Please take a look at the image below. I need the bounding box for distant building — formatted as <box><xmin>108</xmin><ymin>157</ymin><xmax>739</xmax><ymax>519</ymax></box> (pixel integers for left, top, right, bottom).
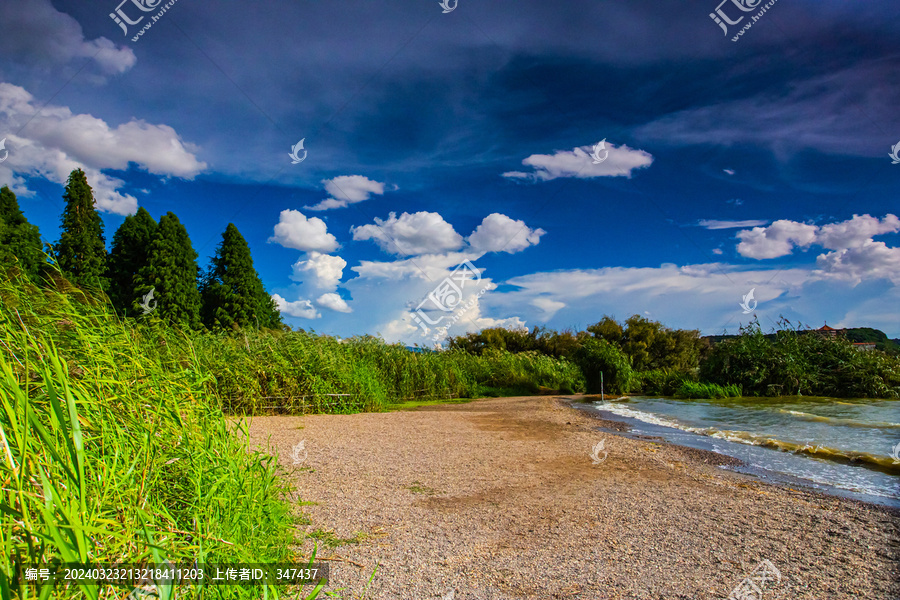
<box><xmin>817</xmin><ymin>323</ymin><xmax>842</xmax><ymax>337</ymax></box>
<box><xmin>852</xmin><ymin>342</ymin><xmax>877</xmax><ymax>351</ymax></box>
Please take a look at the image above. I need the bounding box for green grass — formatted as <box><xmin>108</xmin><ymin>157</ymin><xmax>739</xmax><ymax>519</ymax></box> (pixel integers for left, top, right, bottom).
<box><xmin>0</xmin><ymin>271</ymin><xmax>321</xmax><ymax>600</ymax></box>
<box><xmin>404</xmin><ymin>482</ymin><xmax>438</xmax><ymax>495</ymax></box>
<box><xmin>306</xmin><ymin>530</ymin><xmax>367</xmax><ymax>548</ymax></box>
<box><xmin>192</xmin><ymin>336</ymin><xmax>585</xmax><ymax>414</ymax></box>
<box><xmin>673</xmin><ymin>380</ymin><xmax>743</xmax><ymax>399</ymax></box>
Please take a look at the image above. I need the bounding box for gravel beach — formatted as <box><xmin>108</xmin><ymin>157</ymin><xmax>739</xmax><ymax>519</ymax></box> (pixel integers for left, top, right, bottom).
<box><xmin>243</xmin><ymin>396</ymin><xmax>900</xmax><ymax>600</ymax></box>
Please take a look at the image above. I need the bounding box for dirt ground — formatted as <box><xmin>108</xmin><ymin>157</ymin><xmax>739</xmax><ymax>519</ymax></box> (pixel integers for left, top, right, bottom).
<box><xmin>242</xmin><ymin>396</ymin><xmax>900</xmax><ymax>600</ymax></box>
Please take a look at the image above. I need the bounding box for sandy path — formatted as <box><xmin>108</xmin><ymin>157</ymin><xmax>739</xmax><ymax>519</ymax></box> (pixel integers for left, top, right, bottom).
<box><xmin>243</xmin><ymin>396</ymin><xmax>900</xmax><ymax>600</ymax></box>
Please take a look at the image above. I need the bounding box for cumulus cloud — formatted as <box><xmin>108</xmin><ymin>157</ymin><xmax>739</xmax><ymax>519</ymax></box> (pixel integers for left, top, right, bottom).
<box><xmin>736</xmin><ymin>214</ymin><xmax>900</xmax><ymax>284</ymax></box>
<box><xmin>502</xmin><ymin>143</ymin><xmax>653</xmax><ymax>182</ymax></box>
<box><xmin>305</xmin><ymin>175</ymin><xmax>386</xmax><ymax>211</ymax></box>
<box><xmin>291</xmin><ymin>251</ymin><xmax>347</xmax><ymax>291</ymax></box>
<box><xmin>271</xmin><ymin>294</ymin><xmax>319</xmax><ymax>319</ymax></box>
<box><xmin>0</xmin><ymin>83</ymin><xmax>206</xmax><ymax>215</ymax></box>
<box><xmin>0</xmin><ymin>0</ymin><xmax>136</xmax><ymax>76</ymax></box>
<box><xmin>269</xmin><ymin>210</ymin><xmax>339</xmax><ymax>252</ymax></box>
<box><xmin>351</xmin><ymin>251</ymin><xmax>479</xmax><ymax>282</ymax></box>
<box><xmin>316</xmin><ymin>292</ymin><xmax>352</xmax><ymax>313</ymax></box>
<box><xmin>736</xmin><ymin>220</ymin><xmax>818</xmax><ymax>259</ymax></box>
<box><xmin>467</xmin><ymin>213</ymin><xmax>546</xmax><ymax>254</ymax></box>
<box><xmin>698</xmin><ymin>219</ymin><xmax>768</xmax><ymax>230</ymax></box>
<box><xmin>351</xmin><ymin>211</ymin><xmax>464</xmax><ymax>256</ymax></box>
<box><xmin>815</xmin><ymin>241</ymin><xmax>900</xmax><ymax>285</ymax></box>
<box><xmin>816</xmin><ymin>214</ymin><xmax>900</xmax><ymax>250</ymax></box>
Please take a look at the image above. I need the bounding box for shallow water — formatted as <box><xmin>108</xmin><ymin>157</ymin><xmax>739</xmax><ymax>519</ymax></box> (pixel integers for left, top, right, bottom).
<box><xmin>587</xmin><ymin>396</ymin><xmax>900</xmax><ymax>507</ymax></box>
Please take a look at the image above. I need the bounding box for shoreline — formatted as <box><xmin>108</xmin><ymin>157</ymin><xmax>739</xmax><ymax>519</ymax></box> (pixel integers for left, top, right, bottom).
<box><xmin>244</xmin><ymin>395</ymin><xmax>900</xmax><ymax>599</ymax></box>
<box><xmin>573</xmin><ymin>395</ymin><xmax>900</xmax><ymax>507</ymax></box>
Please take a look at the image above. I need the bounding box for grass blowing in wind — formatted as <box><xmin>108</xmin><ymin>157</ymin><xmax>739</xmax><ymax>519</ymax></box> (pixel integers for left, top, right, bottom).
<box><xmin>0</xmin><ymin>268</ymin><xmax>323</xmax><ymax>600</ymax></box>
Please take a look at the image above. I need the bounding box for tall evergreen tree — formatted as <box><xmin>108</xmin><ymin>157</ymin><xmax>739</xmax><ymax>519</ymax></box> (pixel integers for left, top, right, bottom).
<box><xmin>201</xmin><ymin>223</ymin><xmax>282</xmax><ymax>330</ymax></box>
<box><xmin>135</xmin><ymin>212</ymin><xmax>202</xmax><ymax>329</ymax></box>
<box><xmin>55</xmin><ymin>169</ymin><xmax>107</xmax><ymax>289</ymax></box>
<box><xmin>0</xmin><ymin>186</ymin><xmax>45</xmax><ymax>280</ymax></box>
<box><xmin>107</xmin><ymin>207</ymin><xmax>158</xmax><ymax>316</ymax></box>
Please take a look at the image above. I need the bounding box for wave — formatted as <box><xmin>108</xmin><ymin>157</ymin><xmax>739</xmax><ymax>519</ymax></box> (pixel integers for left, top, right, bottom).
<box><xmin>780</xmin><ymin>409</ymin><xmax>900</xmax><ymax>429</ymax></box>
<box><xmin>594</xmin><ymin>402</ymin><xmax>900</xmax><ymax>475</ymax></box>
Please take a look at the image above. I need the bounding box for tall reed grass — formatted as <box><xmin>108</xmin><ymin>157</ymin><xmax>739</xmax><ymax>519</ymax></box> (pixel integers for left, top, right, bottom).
<box><xmin>0</xmin><ymin>271</ymin><xmax>314</xmax><ymax>600</ymax></box>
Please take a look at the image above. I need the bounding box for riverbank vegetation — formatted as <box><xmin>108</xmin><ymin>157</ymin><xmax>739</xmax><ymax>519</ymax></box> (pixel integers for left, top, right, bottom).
<box><xmin>448</xmin><ymin>317</ymin><xmax>900</xmax><ymax>399</ymax></box>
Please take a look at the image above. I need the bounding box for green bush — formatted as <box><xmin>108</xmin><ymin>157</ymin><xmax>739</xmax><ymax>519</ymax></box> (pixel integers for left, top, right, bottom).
<box><xmin>634</xmin><ymin>369</ymin><xmax>693</xmax><ymax>395</ymax></box>
<box><xmin>701</xmin><ymin>319</ymin><xmax>900</xmax><ymax>398</ymax></box>
<box><xmin>573</xmin><ymin>338</ymin><xmax>634</xmax><ymax>394</ymax></box>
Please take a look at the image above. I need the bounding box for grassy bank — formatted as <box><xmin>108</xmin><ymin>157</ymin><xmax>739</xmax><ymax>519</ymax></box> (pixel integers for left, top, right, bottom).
<box><xmin>0</xmin><ymin>269</ymin><xmax>585</xmax><ymax>598</ymax></box>
<box><xmin>0</xmin><ymin>273</ymin><xmax>314</xmax><ymax>600</ymax></box>
<box><xmin>195</xmin><ymin>334</ymin><xmax>584</xmax><ymax>414</ymax></box>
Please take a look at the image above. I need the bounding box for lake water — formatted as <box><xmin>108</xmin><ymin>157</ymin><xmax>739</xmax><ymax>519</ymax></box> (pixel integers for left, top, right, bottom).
<box><xmin>583</xmin><ymin>396</ymin><xmax>900</xmax><ymax>507</ymax></box>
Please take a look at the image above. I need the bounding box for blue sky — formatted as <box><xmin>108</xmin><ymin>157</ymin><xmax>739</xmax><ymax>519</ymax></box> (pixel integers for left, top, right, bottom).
<box><xmin>1</xmin><ymin>0</ymin><xmax>898</xmax><ymax>343</ymax></box>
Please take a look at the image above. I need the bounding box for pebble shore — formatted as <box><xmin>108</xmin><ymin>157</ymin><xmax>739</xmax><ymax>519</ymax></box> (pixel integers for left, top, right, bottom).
<box><xmin>244</xmin><ymin>396</ymin><xmax>900</xmax><ymax>600</ymax></box>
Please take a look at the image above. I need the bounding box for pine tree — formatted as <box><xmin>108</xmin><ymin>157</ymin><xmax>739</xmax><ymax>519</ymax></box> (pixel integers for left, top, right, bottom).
<box><xmin>201</xmin><ymin>223</ymin><xmax>282</xmax><ymax>330</ymax></box>
<box><xmin>0</xmin><ymin>186</ymin><xmax>45</xmax><ymax>280</ymax></box>
<box><xmin>107</xmin><ymin>207</ymin><xmax>158</xmax><ymax>316</ymax></box>
<box><xmin>55</xmin><ymin>169</ymin><xmax>107</xmax><ymax>289</ymax></box>
<box><xmin>135</xmin><ymin>212</ymin><xmax>202</xmax><ymax>329</ymax></box>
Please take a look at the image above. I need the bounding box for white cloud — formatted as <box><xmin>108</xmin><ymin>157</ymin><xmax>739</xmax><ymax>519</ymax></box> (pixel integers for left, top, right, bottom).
<box><xmin>816</xmin><ymin>214</ymin><xmax>899</xmax><ymax>250</ymax></box>
<box><xmin>815</xmin><ymin>241</ymin><xmax>900</xmax><ymax>285</ymax></box>
<box><xmin>736</xmin><ymin>220</ymin><xmax>818</xmax><ymax>259</ymax></box>
<box><xmin>0</xmin><ymin>0</ymin><xmax>136</xmax><ymax>76</ymax></box>
<box><xmin>0</xmin><ymin>83</ymin><xmax>206</xmax><ymax>215</ymax></box>
<box><xmin>467</xmin><ymin>213</ymin><xmax>545</xmax><ymax>254</ymax></box>
<box><xmin>736</xmin><ymin>215</ymin><xmax>900</xmax><ymax>279</ymax></box>
<box><xmin>351</xmin><ymin>211</ymin><xmax>464</xmax><ymax>256</ymax></box>
<box><xmin>271</xmin><ymin>294</ymin><xmax>320</xmax><ymax>319</ymax></box>
<box><xmin>493</xmin><ymin>263</ymin><xmax>811</xmax><ymax>335</ymax></box>
<box><xmin>291</xmin><ymin>251</ymin><xmax>347</xmax><ymax>291</ymax></box>
<box><xmin>316</xmin><ymin>292</ymin><xmax>352</xmax><ymax>313</ymax></box>
<box><xmin>305</xmin><ymin>175</ymin><xmax>386</xmax><ymax>211</ymax></box>
<box><xmin>723</xmin><ymin>169</ymin><xmax>735</xmax><ymax>175</ymax></box>
<box><xmin>502</xmin><ymin>143</ymin><xmax>653</xmax><ymax>182</ymax></box>
<box><xmin>698</xmin><ymin>219</ymin><xmax>768</xmax><ymax>230</ymax></box>
<box><xmin>269</xmin><ymin>210</ymin><xmax>339</xmax><ymax>252</ymax></box>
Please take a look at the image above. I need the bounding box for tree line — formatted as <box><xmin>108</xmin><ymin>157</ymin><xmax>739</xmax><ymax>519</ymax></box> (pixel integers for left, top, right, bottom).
<box><xmin>0</xmin><ymin>169</ymin><xmax>281</xmax><ymax>331</ymax></box>
<box><xmin>448</xmin><ymin>316</ymin><xmax>900</xmax><ymax>398</ymax></box>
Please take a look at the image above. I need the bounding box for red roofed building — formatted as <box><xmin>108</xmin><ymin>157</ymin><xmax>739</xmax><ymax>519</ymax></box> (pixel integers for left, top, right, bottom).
<box><xmin>817</xmin><ymin>323</ymin><xmax>841</xmax><ymax>337</ymax></box>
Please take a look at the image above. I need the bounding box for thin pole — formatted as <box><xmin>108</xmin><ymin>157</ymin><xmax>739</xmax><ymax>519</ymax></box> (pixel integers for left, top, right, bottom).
<box><xmin>601</xmin><ymin>371</ymin><xmax>604</xmax><ymax>402</ymax></box>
